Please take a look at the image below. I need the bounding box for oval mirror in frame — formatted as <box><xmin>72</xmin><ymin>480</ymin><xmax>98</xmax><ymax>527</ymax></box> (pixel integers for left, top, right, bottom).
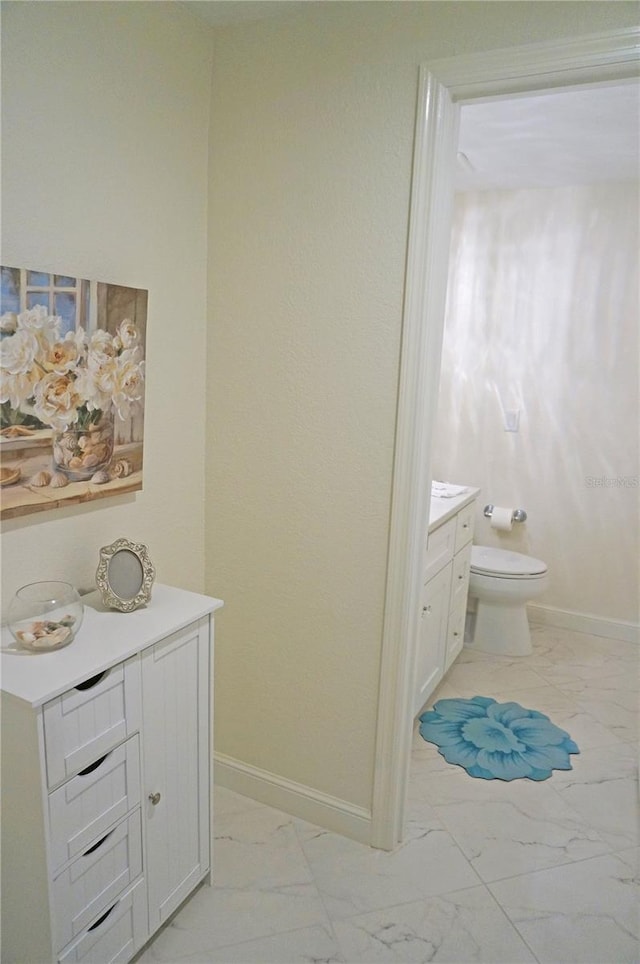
<box><xmin>96</xmin><ymin>538</ymin><xmax>155</xmax><ymax>612</ymax></box>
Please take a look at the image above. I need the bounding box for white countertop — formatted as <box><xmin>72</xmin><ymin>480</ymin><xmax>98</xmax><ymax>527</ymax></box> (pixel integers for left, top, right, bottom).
<box><xmin>428</xmin><ymin>486</ymin><xmax>481</xmax><ymax>533</ymax></box>
<box><xmin>1</xmin><ymin>583</ymin><xmax>223</xmax><ymax>708</ymax></box>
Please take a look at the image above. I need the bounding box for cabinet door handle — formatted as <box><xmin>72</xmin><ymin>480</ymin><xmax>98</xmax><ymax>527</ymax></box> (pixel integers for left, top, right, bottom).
<box><xmin>149</xmin><ymin>791</ymin><xmax>161</xmax><ymax>805</ymax></box>
<box><xmin>422</xmin><ymin>605</ymin><xmax>431</xmax><ymax>615</ymax></box>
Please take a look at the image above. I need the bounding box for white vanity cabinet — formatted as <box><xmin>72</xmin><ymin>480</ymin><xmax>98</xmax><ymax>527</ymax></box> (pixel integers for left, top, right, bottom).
<box><xmin>1</xmin><ymin>584</ymin><xmax>223</xmax><ymax>964</ymax></box>
<box><xmin>413</xmin><ymin>490</ymin><xmax>478</xmax><ymax>716</ymax></box>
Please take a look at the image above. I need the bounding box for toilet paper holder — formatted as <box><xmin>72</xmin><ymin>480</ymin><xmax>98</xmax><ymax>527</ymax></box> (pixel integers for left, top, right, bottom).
<box><xmin>484</xmin><ymin>505</ymin><xmax>527</xmax><ymax>523</ymax></box>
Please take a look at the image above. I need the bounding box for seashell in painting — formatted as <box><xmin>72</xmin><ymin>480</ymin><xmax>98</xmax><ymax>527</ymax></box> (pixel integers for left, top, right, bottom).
<box><xmin>111</xmin><ymin>457</ymin><xmax>133</xmax><ymax>478</ymax></box>
<box><xmin>30</xmin><ymin>470</ymin><xmax>51</xmax><ymax>487</ymax></box>
<box><xmin>82</xmin><ymin>453</ymin><xmax>99</xmax><ymax>468</ymax></box>
<box><xmin>49</xmin><ymin>472</ymin><xmax>69</xmax><ymax>488</ymax></box>
<box><xmin>58</xmin><ymin>432</ymin><xmax>77</xmax><ymax>453</ymax></box>
<box><xmin>91</xmin><ymin>442</ymin><xmax>108</xmax><ymax>461</ymax></box>
<box><xmin>90</xmin><ymin>469</ymin><xmax>111</xmax><ymax>484</ymax></box>
<box><xmin>69</xmin><ymin>456</ymin><xmax>83</xmax><ymax>470</ymax></box>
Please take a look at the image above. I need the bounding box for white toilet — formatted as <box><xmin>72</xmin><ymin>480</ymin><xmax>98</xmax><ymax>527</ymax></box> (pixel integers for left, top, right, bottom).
<box><xmin>467</xmin><ymin>546</ymin><xmax>548</xmax><ymax>656</ymax></box>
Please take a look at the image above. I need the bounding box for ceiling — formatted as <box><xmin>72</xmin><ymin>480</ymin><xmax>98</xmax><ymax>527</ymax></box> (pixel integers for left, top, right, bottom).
<box><xmin>456</xmin><ymin>81</ymin><xmax>640</xmax><ymax>191</ymax></box>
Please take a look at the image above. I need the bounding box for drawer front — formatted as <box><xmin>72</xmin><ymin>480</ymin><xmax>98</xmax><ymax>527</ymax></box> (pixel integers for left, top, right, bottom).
<box><xmin>52</xmin><ymin>811</ymin><xmax>143</xmax><ymax>951</ymax></box>
<box><xmin>44</xmin><ymin>658</ymin><xmax>141</xmax><ymax>789</ymax></box>
<box><xmin>446</xmin><ymin>602</ymin><xmax>466</xmax><ymax>670</ymax></box>
<box><xmin>49</xmin><ymin>736</ymin><xmax>141</xmax><ymax>873</ymax></box>
<box><xmin>424</xmin><ymin>518</ymin><xmax>456</xmax><ymax>582</ymax></box>
<box><xmin>450</xmin><ymin>542</ymin><xmax>472</xmax><ymax>613</ymax></box>
<box><xmin>454</xmin><ymin>501</ymin><xmax>475</xmax><ymax>553</ymax></box>
<box><xmin>58</xmin><ymin>877</ymin><xmax>147</xmax><ymax>964</ymax></box>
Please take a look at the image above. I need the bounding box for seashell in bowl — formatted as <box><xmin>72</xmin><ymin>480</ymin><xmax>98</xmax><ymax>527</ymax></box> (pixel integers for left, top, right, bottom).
<box><xmin>50</xmin><ymin>472</ymin><xmax>69</xmax><ymax>488</ymax></box>
<box><xmin>30</xmin><ymin>470</ymin><xmax>51</xmax><ymax>487</ymax></box>
<box><xmin>91</xmin><ymin>469</ymin><xmax>111</xmax><ymax>484</ymax></box>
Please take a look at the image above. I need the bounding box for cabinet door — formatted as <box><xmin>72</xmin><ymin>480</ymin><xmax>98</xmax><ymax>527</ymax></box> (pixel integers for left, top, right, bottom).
<box><xmin>141</xmin><ymin>618</ymin><xmax>210</xmax><ymax>931</ymax></box>
<box><xmin>414</xmin><ymin>563</ymin><xmax>451</xmax><ymax>716</ymax></box>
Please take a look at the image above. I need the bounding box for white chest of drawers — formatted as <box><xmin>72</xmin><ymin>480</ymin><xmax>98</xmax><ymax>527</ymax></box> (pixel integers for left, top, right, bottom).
<box><xmin>413</xmin><ymin>490</ymin><xmax>479</xmax><ymax>716</ymax></box>
<box><xmin>1</xmin><ymin>584</ymin><xmax>223</xmax><ymax>964</ymax></box>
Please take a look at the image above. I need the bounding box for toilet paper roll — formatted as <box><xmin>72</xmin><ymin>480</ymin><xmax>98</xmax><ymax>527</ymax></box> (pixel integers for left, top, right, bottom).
<box><xmin>490</xmin><ymin>506</ymin><xmax>514</xmax><ymax>531</ymax></box>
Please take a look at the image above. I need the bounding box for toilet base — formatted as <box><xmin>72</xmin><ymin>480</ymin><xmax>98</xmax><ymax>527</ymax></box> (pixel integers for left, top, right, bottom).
<box><xmin>467</xmin><ymin>599</ymin><xmax>533</xmax><ymax>656</ymax></box>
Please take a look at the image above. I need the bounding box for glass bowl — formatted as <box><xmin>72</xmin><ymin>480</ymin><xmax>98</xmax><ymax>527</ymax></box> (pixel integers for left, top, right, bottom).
<box><xmin>7</xmin><ymin>581</ymin><xmax>84</xmax><ymax>652</ymax></box>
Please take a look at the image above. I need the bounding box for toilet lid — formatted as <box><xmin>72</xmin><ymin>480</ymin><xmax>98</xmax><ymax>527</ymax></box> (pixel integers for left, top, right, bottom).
<box><xmin>471</xmin><ymin>546</ymin><xmax>547</xmax><ymax>577</ymax></box>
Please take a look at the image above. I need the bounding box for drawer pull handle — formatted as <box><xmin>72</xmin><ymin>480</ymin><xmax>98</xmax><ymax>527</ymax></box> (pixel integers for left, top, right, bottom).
<box><xmin>78</xmin><ymin>753</ymin><xmax>110</xmax><ymax>776</ymax></box>
<box><xmin>75</xmin><ymin>670</ymin><xmax>109</xmax><ymax>691</ymax></box>
<box><xmin>88</xmin><ymin>902</ymin><xmax>117</xmax><ymax>932</ymax></box>
<box><xmin>422</xmin><ymin>605</ymin><xmax>431</xmax><ymax>615</ymax></box>
<box><xmin>149</xmin><ymin>791</ymin><xmax>161</xmax><ymax>805</ymax></box>
<box><xmin>82</xmin><ymin>830</ymin><xmax>114</xmax><ymax>856</ymax></box>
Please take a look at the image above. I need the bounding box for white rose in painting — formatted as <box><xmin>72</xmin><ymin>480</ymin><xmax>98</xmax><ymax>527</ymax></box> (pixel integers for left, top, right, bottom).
<box><xmin>17</xmin><ymin>305</ymin><xmax>61</xmax><ymax>340</ymax></box>
<box><xmin>65</xmin><ymin>327</ymin><xmax>88</xmax><ymax>362</ymax></box>
<box><xmin>112</xmin><ymin>348</ymin><xmax>145</xmax><ymax>419</ymax></box>
<box><xmin>45</xmin><ymin>339</ymin><xmax>80</xmax><ymax>375</ymax></box>
<box><xmin>0</xmin><ymin>369</ymin><xmax>39</xmax><ymax>408</ymax></box>
<box><xmin>89</xmin><ymin>328</ymin><xmax>117</xmax><ymax>357</ymax></box>
<box><xmin>74</xmin><ymin>364</ymin><xmax>113</xmax><ymax>414</ymax></box>
<box><xmin>0</xmin><ymin>328</ymin><xmax>39</xmax><ymax>374</ymax></box>
<box><xmin>116</xmin><ymin>318</ymin><xmax>138</xmax><ymax>350</ymax></box>
<box><xmin>32</xmin><ymin>372</ymin><xmax>81</xmax><ymax>431</ymax></box>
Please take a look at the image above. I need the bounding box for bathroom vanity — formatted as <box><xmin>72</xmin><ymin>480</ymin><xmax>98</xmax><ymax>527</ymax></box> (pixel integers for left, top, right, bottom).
<box><xmin>0</xmin><ymin>584</ymin><xmax>223</xmax><ymax>964</ymax></box>
<box><xmin>413</xmin><ymin>486</ymin><xmax>480</xmax><ymax>716</ymax></box>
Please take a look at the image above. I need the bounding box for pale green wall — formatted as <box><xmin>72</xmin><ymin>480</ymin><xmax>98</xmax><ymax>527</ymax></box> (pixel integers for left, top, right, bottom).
<box><xmin>206</xmin><ymin>2</ymin><xmax>639</xmax><ymax>813</ymax></box>
<box><xmin>1</xmin><ymin>2</ymin><xmax>213</xmax><ymax>605</ymax></box>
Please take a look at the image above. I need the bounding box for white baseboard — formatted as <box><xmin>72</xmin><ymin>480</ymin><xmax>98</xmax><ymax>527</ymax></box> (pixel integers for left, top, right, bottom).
<box><xmin>213</xmin><ymin>752</ymin><xmax>372</xmax><ymax>846</ymax></box>
<box><xmin>527</xmin><ymin>603</ymin><xmax>639</xmax><ymax>644</ymax></box>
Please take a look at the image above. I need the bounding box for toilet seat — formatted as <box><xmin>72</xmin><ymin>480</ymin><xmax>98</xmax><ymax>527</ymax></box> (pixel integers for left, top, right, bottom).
<box><xmin>471</xmin><ymin>546</ymin><xmax>547</xmax><ymax>579</ymax></box>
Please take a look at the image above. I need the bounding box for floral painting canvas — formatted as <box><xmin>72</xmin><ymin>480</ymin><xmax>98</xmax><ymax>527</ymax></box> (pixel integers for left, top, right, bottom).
<box><xmin>0</xmin><ymin>266</ymin><xmax>147</xmax><ymax>519</ymax></box>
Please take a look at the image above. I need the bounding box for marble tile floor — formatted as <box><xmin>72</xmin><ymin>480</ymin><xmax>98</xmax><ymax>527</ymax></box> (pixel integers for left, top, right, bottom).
<box><xmin>138</xmin><ymin>623</ymin><xmax>639</xmax><ymax>964</ymax></box>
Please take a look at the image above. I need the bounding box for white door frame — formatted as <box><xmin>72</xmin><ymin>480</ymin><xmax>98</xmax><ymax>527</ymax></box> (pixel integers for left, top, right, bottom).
<box><xmin>371</xmin><ymin>27</ymin><xmax>639</xmax><ymax>851</ymax></box>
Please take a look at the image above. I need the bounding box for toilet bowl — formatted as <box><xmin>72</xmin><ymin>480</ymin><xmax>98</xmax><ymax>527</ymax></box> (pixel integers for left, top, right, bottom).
<box><xmin>467</xmin><ymin>546</ymin><xmax>548</xmax><ymax>656</ymax></box>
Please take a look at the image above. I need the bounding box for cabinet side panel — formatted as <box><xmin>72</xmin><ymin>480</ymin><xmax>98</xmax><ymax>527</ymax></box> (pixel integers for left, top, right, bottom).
<box><xmin>1</xmin><ymin>694</ymin><xmax>52</xmax><ymax>962</ymax></box>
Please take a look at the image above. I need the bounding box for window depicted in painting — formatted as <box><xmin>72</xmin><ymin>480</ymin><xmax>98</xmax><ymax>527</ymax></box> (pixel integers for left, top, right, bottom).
<box><xmin>0</xmin><ymin>266</ymin><xmax>148</xmax><ymax>519</ymax></box>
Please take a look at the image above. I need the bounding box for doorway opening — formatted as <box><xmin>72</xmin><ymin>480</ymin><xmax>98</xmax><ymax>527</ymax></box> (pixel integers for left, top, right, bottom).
<box><xmin>371</xmin><ymin>29</ymin><xmax>639</xmax><ymax>851</ymax></box>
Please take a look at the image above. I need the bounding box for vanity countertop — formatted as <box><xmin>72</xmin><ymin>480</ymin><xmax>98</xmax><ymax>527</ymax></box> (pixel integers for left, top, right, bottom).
<box><xmin>428</xmin><ymin>486</ymin><xmax>481</xmax><ymax>533</ymax></box>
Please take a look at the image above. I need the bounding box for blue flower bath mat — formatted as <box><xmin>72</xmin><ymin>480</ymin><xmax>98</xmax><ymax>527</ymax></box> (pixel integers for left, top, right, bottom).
<box><xmin>419</xmin><ymin>696</ymin><xmax>579</xmax><ymax>781</ymax></box>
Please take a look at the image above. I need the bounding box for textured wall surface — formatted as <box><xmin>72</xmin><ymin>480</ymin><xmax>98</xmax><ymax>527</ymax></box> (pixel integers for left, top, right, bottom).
<box><xmin>433</xmin><ymin>182</ymin><xmax>639</xmax><ymax>623</ymax></box>
<box><xmin>1</xmin><ymin>2</ymin><xmax>213</xmax><ymax>605</ymax></box>
<box><xmin>206</xmin><ymin>2</ymin><xmax>639</xmax><ymax>812</ymax></box>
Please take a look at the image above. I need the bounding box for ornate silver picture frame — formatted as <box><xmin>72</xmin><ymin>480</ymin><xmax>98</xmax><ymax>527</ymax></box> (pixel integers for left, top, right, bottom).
<box><xmin>96</xmin><ymin>537</ymin><xmax>155</xmax><ymax>612</ymax></box>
